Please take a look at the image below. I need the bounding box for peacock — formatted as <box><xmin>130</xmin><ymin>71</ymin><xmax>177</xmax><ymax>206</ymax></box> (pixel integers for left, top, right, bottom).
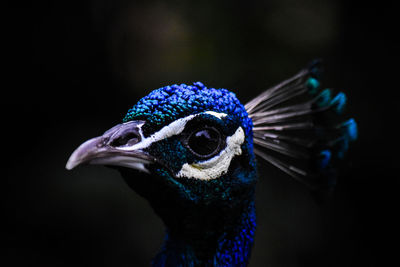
<box><xmin>66</xmin><ymin>61</ymin><xmax>357</xmax><ymax>266</ymax></box>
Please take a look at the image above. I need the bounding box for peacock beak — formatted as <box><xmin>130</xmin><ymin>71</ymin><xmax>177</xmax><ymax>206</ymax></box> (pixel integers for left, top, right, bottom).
<box><xmin>66</xmin><ymin>121</ymin><xmax>155</xmax><ymax>172</ymax></box>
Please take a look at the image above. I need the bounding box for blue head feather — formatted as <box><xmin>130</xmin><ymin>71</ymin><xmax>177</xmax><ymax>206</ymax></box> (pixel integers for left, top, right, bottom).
<box><xmin>123</xmin><ymin>82</ymin><xmax>253</xmax><ymax>139</ymax></box>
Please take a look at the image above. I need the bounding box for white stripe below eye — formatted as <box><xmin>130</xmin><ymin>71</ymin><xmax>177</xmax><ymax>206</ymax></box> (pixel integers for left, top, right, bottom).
<box><xmin>176</xmin><ymin>126</ymin><xmax>245</xmax><ymax>180</ymax></box>
<box><xmin>117</xmin><ymin>111</ymin><xmax>228</xmax><ymax>151</ymax></box>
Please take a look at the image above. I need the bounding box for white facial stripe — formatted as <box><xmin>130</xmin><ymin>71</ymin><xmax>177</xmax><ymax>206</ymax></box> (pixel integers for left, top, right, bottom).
<box><xmin>117</xmin><ymin>111</ymin><xmax>228</xmax><ymax>151</ymax></box>
<box><xmin>176</xmin><ymin>126</ymin><xmax>245</xmax><ymax>180</ymax></box>
<box><xmin>117</xmin><ymin>114</ymin><xmax>196</xmax><ymax>151</ymax></box>
<box><xmin>204</xmin><ymin>111</ymin><xmax>228</xmax><ymax>119</ymax></box>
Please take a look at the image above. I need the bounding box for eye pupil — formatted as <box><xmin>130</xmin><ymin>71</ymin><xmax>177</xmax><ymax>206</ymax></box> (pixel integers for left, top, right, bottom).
<box><xmin>188</xmin><ymin>128</ymin><xmax>221</xmax><ymax>157</ymax></box>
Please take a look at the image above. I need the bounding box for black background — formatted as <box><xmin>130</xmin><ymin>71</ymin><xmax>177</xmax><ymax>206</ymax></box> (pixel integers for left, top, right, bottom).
<box><xmin>5</xmin><ymin>1</ymin><xmax>398</xmax><ymax>266</ymax></box>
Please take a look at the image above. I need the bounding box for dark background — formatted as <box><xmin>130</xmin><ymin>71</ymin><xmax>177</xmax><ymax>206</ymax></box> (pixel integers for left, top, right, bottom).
<box><xmin>5</xmin><ymin>0</ymin><xmax>398</xmax><ymax>266</ymax></box>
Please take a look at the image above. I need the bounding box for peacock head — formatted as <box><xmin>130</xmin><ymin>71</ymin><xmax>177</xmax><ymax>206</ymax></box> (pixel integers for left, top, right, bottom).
<box><xmin>66</xmin><ymin>62</ymin><xmax>358</xmax><ymax>266</ymax></box>
<box><xmin>66</xmin><ymin>82</ymin><xmax>257</xmax><ymax>214</ymax></box>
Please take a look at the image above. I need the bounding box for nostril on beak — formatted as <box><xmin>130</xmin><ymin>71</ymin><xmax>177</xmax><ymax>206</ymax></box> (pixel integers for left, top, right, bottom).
<box><xmin>110</xmin><ymin>129</ymin><xmax>141</xmax><ymax>147</ymax></box>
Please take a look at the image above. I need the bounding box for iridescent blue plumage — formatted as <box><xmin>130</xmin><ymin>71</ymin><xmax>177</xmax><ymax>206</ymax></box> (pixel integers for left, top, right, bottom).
<box><xmin>123</xmin><ymin>82</ymin><xmax>253</xmax><ymax>139</ymax></box>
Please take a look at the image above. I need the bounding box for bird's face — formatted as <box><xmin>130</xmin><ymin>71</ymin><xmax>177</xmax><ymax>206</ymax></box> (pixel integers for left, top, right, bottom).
<box><xmin>67</xmin><ymin>83</ymin><xmax>256</xmax><ymax>210</ymax></box>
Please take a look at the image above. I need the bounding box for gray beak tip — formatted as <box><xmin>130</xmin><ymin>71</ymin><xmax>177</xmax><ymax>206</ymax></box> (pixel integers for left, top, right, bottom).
<box><xmin>65</xmin><ymin>158</ymin><xmax>77</xmax><ymax>170</ymax></box>
<box><xmin>65</xmin><ymin>138</ymin><xmax>100</xmax><ymax>171</ymax></box>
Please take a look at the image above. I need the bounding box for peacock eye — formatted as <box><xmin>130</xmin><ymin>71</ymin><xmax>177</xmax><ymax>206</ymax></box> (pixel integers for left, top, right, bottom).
<box><xmin>186</xmin><ymin>127</ymin><xmax>222</xmax><ymax>158</ymax></box>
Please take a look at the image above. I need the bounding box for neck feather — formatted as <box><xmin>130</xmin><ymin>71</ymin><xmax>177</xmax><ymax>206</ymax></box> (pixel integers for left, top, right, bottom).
<box><xmin>151</xmin><ymin>200</ymin><xmax>256</xmax><ymax>267</ymax></box>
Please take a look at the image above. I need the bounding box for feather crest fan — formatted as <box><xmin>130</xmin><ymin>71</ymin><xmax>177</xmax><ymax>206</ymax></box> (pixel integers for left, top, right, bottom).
<box><xmin>245</xmin><ymin>60</ymin><xmax>357</xmax><ymax>190</ymax></box>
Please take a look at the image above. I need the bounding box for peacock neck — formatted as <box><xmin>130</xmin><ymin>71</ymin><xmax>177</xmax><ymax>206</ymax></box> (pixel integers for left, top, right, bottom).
<box><xmin>151</xmin><ymin>198</ymin><xmax>256</xmax><ymax>267</ymax></box>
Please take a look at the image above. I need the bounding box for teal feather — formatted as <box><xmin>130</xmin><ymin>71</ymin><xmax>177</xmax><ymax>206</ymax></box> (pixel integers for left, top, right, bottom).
<box><xmin>306</xmin><ymin>77</ymin><xmax>320</xmax><ymax>95</ymax></box>
<box><xmin>331</xmin><ymin>92</ymin><xmax>347</xmax><ymax>114</ymax></box>
<box><xmin>315</xmin><ymin>89</ymin><xmax>332</xmax><ymax>108</ymax></box>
